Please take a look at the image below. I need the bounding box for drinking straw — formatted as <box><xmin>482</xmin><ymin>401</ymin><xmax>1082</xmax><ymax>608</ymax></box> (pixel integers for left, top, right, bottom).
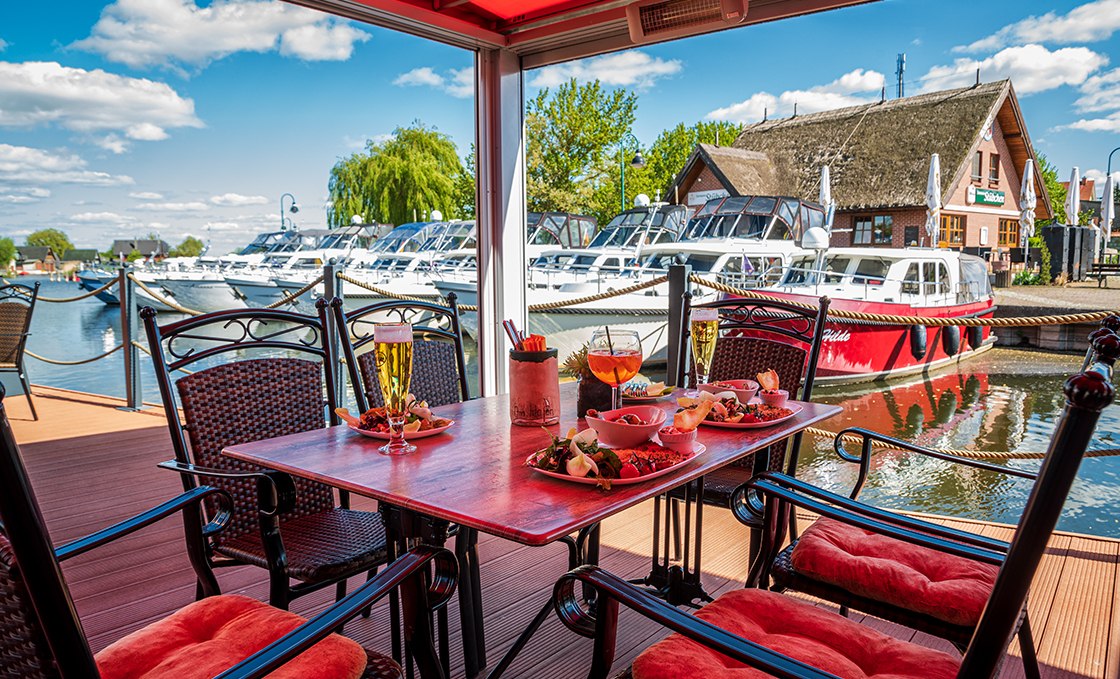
<box><xmin>502</xmin><ymin>320</ymin><xmax>519</xmax><ymax>349</ymax></box>
<box><xmin>604</xmin><ymin>326</ymin><xmax>622</xmax><ymax>387</ymax></box>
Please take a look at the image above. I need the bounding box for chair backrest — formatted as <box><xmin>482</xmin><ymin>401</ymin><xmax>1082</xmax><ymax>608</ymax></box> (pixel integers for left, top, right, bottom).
<box><xmin>141</xmin><ymin>304</ymin><xmax>339</xmax><ymax>542</ymax></box>
<box><xmin>0</xmin><ymin>386</ymin><xmax>99</xmax><ymax>678</ymax></box>
<box><xmin>677</xmin><ymin>294</ymin><xmax>830</xmax><ymax>402</ymax></box>
<box><xmin>959</xmin><ymin>331</ymin><xmax>1117</xmax><ymax>677</ymax></box>
<box><xmin>332</xmin><ymin>296</ymin><xmax>469</xmax><ymax>413</ymax></box>
<box><xmin>0</xmin><ymin>283</ymin><xmax>38</xmax><ymax>366</ymax></box>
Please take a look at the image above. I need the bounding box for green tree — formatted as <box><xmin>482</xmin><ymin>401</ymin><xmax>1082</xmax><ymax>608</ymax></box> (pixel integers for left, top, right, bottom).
<box><xmin>454</xmin><ymin>145</ymin><xmax>476</xmax><ymax>219</ymax></box>
<box><xmin>526</xmin><ymin>79</ymin><xmax>638</xmax><ymax>222</ymax></box>
<box><xmin>25</xmin><ymin>228</ymin><xmax>74</xmax><ymax>256</ymax></box>
<box><xmin>126</xmin><ymin>249</ymin><xmax>144</xmax><ymax>263</ymax></box>
<box><xmin>169</xmin><ymin>236</ymin><xmax>205</xmax><ymax>257</ymax></box>
<box><xmin>0</xmin><ymin>237</ymin><xmax>15</xmax><ymax>272</ymax></box>
<box><xmin>328</xmin><ymin>122</ymin><xmax>468</xmax><ymax>227</ymax></box>
<box><xmin>1036</xmin><ymin>154</ymin><xmax>1066</xmax><ymax>226</ymax></box>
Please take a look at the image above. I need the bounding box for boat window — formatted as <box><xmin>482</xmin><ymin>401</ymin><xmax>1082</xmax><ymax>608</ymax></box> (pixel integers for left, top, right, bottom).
<box><xmin>747</xmin><ymin>196</ymin><xmax>777</xmax><ymax>213</ymax></box>
<box><xmin>731</xmin><ymin>214</ymin><xmax>771</xmax><ymax>239</ymax></box>
<box><xmin>901</xmin><ymin>263</ymin><xmax>920</xmax><ymax>294</ymax></box>
<box><xmin>694</xmin><ymin>199</ymin><xmax>722</xmax><ymax>218</ymax></box>
<box><xmin>598</xmin><ymin>257</ymin><xmax>622</xmax><ymax>273</ymax></box>
<box><xmin>719</xmin><ymin>196</ymin><xmax>751</xmax><ymax>213</ymax></box>
<box><xmin>782</xmin><ymin>256</ymin><xmax>817</xmax><ymax>285</ymax></box>
<box><xmin>768</xmin><ymin>220</ymin><xmax>793</xmax><ymax>241</ymax></box>
<box><xmin>959</xmin><ymin>256</ymin><xmax>992</xmax><ymax>299</ymax></box>
<box><xmin>779</xmin><ymin>200</ymin><xmax>798</xmax><ymax>227</ymax></box>
<box><xmin>803</xmin><ymin>206</ymin><xmax>825</xmax><ymax>230</ymax></box>
<box><xmin>823</xmin><ymin>257</ymin><xmax>851</xmax><ymax>284</ymax></box>
<box><xmin>852</xmin><ymin>258</ymin><xmax>889</xmax><ymax>285</ymax></box>
<box><xmin>530</xmin><ymin>227</ymin><xmax>560</xmax><ymax>246</ymax></box>
<box><xmin>684</xmin><ymin>254</ymin><xmax>720</xmax><ymax>273</ymax></box>
<box><xmin>936</xmin><ymin>262</ymin><xmax>952</xmax><ymax>294</ymax></box>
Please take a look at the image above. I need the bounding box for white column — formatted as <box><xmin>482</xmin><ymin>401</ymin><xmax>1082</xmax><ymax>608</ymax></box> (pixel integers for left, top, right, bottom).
<box><xmin>475</xmin><ymin>48</ymin><xmax>527</xmax><ymax>396</ymax></box>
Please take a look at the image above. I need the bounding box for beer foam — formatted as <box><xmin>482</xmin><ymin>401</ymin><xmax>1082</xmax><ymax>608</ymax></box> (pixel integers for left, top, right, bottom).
<box><xmin>373</xmin><ymin>323</ymin><xmax>413</xmax><ymax>343</ymax></box>
<box><xmin>691</xmin><ymin>308</ymin><xmax>719</xmax><ymax>321</ymax></box>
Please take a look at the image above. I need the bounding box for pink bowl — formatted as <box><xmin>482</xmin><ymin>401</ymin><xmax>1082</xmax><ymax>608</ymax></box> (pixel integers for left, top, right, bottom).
<box><xmin>585</xmin><ymin>406</ymin><xmax>666</xmax><ymax>448</ymax></box>
<box><xmin>657</xmin><ymin>427</ymin><xmax>697</xmax><ymax>453</ymax></box>
<box><xmin>760</xmin><ymin>389</ymin><xmax>789</xmax><ymax>408</ymax></box>
<box><xmin>699</xmin><ymin>379</ymin><xmax>759</xmax><ymax>403</ymax></box>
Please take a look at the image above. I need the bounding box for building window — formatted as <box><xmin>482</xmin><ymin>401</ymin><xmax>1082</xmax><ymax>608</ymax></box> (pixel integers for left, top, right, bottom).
<box><xmin>940</xmin><ymin>214</ymin><xmax>965</xmax><ymax>246</ymax></box>
<box><xmin>971</xmin><ymin>151</ymin><xmax>983</xmax><ymax>182</ymax></box>
<box><xmin>989</xmin><ymin>154</ymin><xmax>1000</xmax><ymax>183</ymax></box>
<box><xmin>853</xmin><ymin>215</ymin><xmax>893</xmax><ymax>245</ymax></box>
<box><xmin>998</xmin><ymin>218</ymin><xmax>1020</xmax><ymax>247</ymax></box>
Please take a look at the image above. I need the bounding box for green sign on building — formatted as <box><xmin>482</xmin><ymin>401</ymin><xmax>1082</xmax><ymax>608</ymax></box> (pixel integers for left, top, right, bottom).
<box><xmin>968</xmin><ymin>186</ymin><xmax>1006</xmax><ymax>206</ymax></box>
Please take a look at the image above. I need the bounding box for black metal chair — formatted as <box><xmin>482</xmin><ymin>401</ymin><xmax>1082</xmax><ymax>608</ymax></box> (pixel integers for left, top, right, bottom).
<box><xmin>554</xmin><ymin>331</ymin><xmax>1118</xmax><ymax>679</ymax></box>
<box><xmin>0</xmin><ymin>282</ymin><xmax>39</xmax><ymax>420</ymax></box>
<box><xmin>0</xmin><ymin>383</ymin><xmax>457</xmax><ymax>679</ymax></box>
<box><xmin>141</xmin><ymin>301</ymin><xmax>389</xmax><ymax>612</ymax></box>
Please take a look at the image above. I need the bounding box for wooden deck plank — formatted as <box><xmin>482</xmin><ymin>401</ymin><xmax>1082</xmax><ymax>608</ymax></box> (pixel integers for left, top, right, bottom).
<box><xmin>8</xmin><ymin>388</ymin><xmax>1120</xmax><ymax>678</ymax></box>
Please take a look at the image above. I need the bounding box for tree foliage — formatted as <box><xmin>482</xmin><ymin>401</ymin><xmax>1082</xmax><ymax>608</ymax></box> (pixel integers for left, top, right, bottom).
<box><xmin>0</xmin><ymin>237</ymin><xmax>15</xmax><ymax>271</ymax></box>
<box><xmin>328</xmin><ymin>123</ymin><xmax>470</xmax><ymax>227</ymax></box>
<box><xmin>170</xmin><ymin>236</ymin><xmax>205</xmax><ymax>257</ymax></box>
<box><xmin>26</xmin><ymin>228</ymin><xmax>73</xmax><ymax>256</ymax></box>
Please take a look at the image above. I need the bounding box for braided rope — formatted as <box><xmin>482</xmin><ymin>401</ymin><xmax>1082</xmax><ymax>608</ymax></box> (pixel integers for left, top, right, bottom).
<box><xmin>805</xmin><ymin>426</ymin><xmax>1120</xmax><ymax>460</ymax></box>
<box><xmin>25</xmin><ymin>343</ymin><xmax>123</xmax><ymax>365</ymax></box>
<box><xmin>265</xmin><ymin>274</ymin><xmax>325</xmax><ymax>309</ymax></box>
<box><xmin>337</xmin><ymin>273</ymin><xmax>432</xmax><ymax>303</ymax></box>
<box><xmin>690</xmin><ymin>276</ymin><xmax>1120</xmax><ymax>327</ymax></box>
<box><xmin>3</xmin><ymin>277</ymin><xmax>120</xmax><ymax>303</ymax></box>
<box><xmin>527</xmin><ymin>275</ymin><xmax>669</xmax><ymax>311</ymax></box>
<box><xmin>131</xmin><ymin>340</ymin><xmax>194</xmax><ymax>374</ymax></box>
<box><xmin>127</xmin><ymin>275</ymin><xmax>203</xmax><ymax>316</ymax></box>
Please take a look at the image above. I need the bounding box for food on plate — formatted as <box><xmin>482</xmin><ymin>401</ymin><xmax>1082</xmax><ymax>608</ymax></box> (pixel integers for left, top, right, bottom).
<box><xmin>657</xmin><ymin>424</ymin><xmax>697</xmax><ymax>453</ymax></box>
<box><xmin>335</xmin><ymin>394</ymin><xmax>452</xmax><ymax>434</ymax></box>
<box><xmin>677</xmin><ymin>393</ymin><xmax>793</xmax><ymax>425</ymax></box>
<box><xmin>621</xmin><ymin>381</ymin><xmax>672</xmax><ymax>398</ymax></box>
<box><xmin>586</xmin><ymin>409</ymin><xmax>651</xmax><ymax>426</ymax></box>
<box><xmin>757</xmin><ymin>369</ymin><xmax>781</xmax><ymax>394</ymax></box>
<box><xmin>527</xmin><ymin>427</ymin><xmax>695</xmax><ymax>489</ymax></box>
<box><xmin>672</xmin><ymin>399</ymin><xmax>714</xmax><ymax>431</ymax></box>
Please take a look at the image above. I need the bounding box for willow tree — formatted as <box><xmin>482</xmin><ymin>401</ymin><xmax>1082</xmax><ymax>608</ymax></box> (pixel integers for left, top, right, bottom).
<box><xmin>328</xmin><ymin>123</ymin><xmax>470</xmax><ymax>227</ymax></box>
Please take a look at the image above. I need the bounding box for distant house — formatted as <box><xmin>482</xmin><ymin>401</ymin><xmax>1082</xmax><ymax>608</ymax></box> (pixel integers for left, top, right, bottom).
<box><xmin>665</xmin><ymin>145</ymin><xmax>781</xmax><ymax>214</ymax></box>
<box><xmin>668</xmin><ymin>80</ymin><xmax>1053</xmax><ymax>253</ymax></box>
<box><xmin>15</xmin><ymin>246</ymin><xmax>57</xmax><ymax>273</ymax></box>
<box><xmin>110</xmin><ymin>239</ymin><xmax>171</xmax><ymax>261</ymax></box>
<box><xmin>59</xmin><ymin>249</ymin><xmax>101</xmax><ymax>271</ymax></box>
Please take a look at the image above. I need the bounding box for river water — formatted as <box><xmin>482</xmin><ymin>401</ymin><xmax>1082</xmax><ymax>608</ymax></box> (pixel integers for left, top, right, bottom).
<box><xmin>16</xmin><ymin>279</ymin><xmax>1120</xmax><ymax>538</ymax></box>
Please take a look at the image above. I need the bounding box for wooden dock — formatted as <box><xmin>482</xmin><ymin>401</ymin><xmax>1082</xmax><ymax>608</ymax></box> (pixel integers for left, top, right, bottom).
<box><xmin>8</xmin><ymin>385</ymin><xmax>1120</xmax><ymax>678</ymax></box>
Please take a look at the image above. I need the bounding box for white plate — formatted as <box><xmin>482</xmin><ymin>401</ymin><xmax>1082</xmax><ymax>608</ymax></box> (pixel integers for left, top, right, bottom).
<box><xmin>700</xmin><ymin>403</ymin><xmax>802</xmax><ymax>429</ymax></box>
<box><xmin>348</xmin><ymin>421</ymin><xmax>454</xmax><ymax>440</ymax></box>
<box><xmin>526</xmin><ymin>443</ymin><xmax>706</xmax><ymax>486</ymax></box>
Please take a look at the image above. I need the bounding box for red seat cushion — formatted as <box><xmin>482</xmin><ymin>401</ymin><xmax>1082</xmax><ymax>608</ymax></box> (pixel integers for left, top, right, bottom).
<box><xmin>632</xmin><ymin>588</ymin><xmax>959</xmax><ymax>679</ymax></box>
<box><xmin>95</xmin><ymin>594</ymin><xmax>367</xmax><ymax>679</ymax></box>
<box><xmin>790</xmin><ymin>517</ymin><xmax>1000</xmax><ymax>627</ymax></box>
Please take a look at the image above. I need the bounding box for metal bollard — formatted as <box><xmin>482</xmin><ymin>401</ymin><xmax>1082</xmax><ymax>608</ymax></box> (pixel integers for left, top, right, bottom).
<box><xmin>665</xmin><ymin>263</ymin><xmax>692</xmax><ymax>386</ymax></box>
<box><xmin>118</xmin><ymin>266</ymin><xmax>142</xmax><ymax>411</ymax></box>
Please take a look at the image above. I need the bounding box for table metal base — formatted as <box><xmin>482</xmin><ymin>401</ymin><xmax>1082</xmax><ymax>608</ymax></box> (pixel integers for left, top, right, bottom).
<box><xmin>631</xmin><ymin>478</ymin><xmax>714</xmax><ymax>607</ymax></box>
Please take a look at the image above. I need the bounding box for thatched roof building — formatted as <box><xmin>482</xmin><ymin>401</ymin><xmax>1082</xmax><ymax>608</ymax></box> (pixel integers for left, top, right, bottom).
<box><xmin>666</xmin><ymin>144</ymin><xmax>780</xmax><ymax>205</ymax></box>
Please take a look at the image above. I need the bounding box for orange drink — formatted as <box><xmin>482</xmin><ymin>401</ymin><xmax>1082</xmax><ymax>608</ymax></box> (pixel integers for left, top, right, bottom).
<box><xmin>588</xmin><ymin>349</ymin><xmax>643</xmax><ymax>387</ymax></box>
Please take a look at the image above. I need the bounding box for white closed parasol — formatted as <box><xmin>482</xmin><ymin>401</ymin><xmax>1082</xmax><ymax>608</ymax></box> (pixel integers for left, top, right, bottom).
<box><xmin>1101</xmin><ymin>174</ymin><xmax>1115</xmax><ymax>259</ymax></box>
<box><xmin>924</xmin><ymin>154</ymin><xmax>941</xmax><ymax>246</ymax></box>
<box><xmin>1019</xmin><ymin>159</ymin><xmax>1036</xmax><ymax>249</ymax></box>
<box><xmin>819</xmin><ymin>165</ymin><xmax>836</xmax><ymax>235</ymax></box>
<box><xmin>1066</xmin><ymin>166</ymin><xmax>1080</xmax><ymax>225</ymax></box>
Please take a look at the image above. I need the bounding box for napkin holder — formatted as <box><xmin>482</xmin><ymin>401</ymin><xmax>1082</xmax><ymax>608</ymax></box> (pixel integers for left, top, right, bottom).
<box><xmin>509</xmin><ymin>348</ymin><xmax>560</xmax><ymax>426</ymax></box>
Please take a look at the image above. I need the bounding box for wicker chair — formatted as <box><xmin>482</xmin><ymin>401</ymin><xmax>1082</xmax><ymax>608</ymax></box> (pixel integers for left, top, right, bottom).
<box><xmin>0</xmin><ymin>283</ymin><xmax>39</xmax><ymax>420</ymax></box>
<box><xmin>141</xmin><ymin>301</ymin><xmax>389</xmax><ymax>611</ymax></box>
<box><xmin>0</xmin><ymin>384</ymin><xmax>458</xmax><ymax>679</ymax></box>
<box><xmin>553</xmin><ymin>333</ymin><xmax>1118</xmax><ymax>679</ymax></box>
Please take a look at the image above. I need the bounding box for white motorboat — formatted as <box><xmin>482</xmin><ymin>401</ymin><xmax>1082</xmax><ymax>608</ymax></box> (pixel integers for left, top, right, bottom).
<box><xmin>76</xmin><ymin>269</ymin><xmax>182</xmax><ymax>313</ymax></box>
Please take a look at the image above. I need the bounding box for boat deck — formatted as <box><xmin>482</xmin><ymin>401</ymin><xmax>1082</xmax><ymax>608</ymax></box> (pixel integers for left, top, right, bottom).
<box><xmin>8</xmin><ymin>386</ymin><xmax>1120</xmax><ymax>678</ymax></box>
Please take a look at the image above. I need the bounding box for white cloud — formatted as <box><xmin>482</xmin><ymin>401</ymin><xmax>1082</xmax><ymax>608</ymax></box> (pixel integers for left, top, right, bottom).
<box><xmin>71</xmin><ymin>211</ymin><xmax>132</xmax><ymax>224</ymax></box>
<box><xmin>203</xmin><ymin>220</ymin><xmax>249</xmax><ymax>232</ymax></box>
<box><xmin>135</xmin><ymin>200</ymin><xmax>209</xmax><ymax>211</ymax></box>
<box><xmin>706</xmin><ymin>68</ymin><xmax>885</xmax><ymax>124</ymax></box>
<box><xmin>529</xmin><ymin>50</ymin><xmax>682</xmax><ymax>89</ymax></box>
<box><xmin>394</xmin><ymin>66</ymin><xmax>474</xmax><ymax>98</ymax></box>
<box><xmin>395</xmin><ymin>67</ymin><xmax>443</xmax><ymax>88</ymax></box>
<box><xmin>957</xmin><ymin>0</ymin><xmax>1120</xmax><ymax>53</ymax></box>
<box><xmin>1085</xmin><ymin>168</ymin><xmax>1120</xmax><ymax>188</ymax></box>
<box><xmin>73</xmin><ymin>0</ymin><xmax>370</xmax><ymax>71</ymax></box>
<box><xmin>446</xmin><ymin>67</ymin><xmax>474</xmax><ymax>98</ymax></box>
<box><xmin>210</xmin><ymin>192</ymin><xmax>268</xmax><ymax>206</ymax></box>
<box><xmin>129</xmin><ymin>191</ymin><xmax>163</xmax><ymax>199</ymax></box>
<box><xmin>919</xmin><ymin>45</ymin><xmax>1107</xmax><ymax>95</ymax></box>
<box><xmin>0</xmin><ymin>144</ymin><xmax>134</xmax><ymax>186</ymax></box>
<box><xmin>1062</xmin><ymin>112</ymin><xmax>1120</xmax><ymax>132</ymax></box>
<box><xmin>0</xmin><ymin>186</ymin><xmax>50</xmax><ymax>204</ymax></box>
<box><xmin>1076</xmin><ymin>67</ymin><xmax>1120</xmax><ymax>112</ymax></box>
<box><xmin>0</xmin><ymin>61</ymin><xmax>202</xmax><ymax>151</ymax></box>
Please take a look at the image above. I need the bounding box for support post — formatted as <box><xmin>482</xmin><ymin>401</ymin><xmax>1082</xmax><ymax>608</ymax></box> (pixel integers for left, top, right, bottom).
<box><xmin>475</xmin><ymin>48</ymin><xmax>527</xmax><ymax>396</ymax></box>
<box><xmin>322</xmin><ymin>263</ymin><xmax>345</xmax><ymax>400</ymax></box>
<box><xmin>666</xmin><ymin>263</ymin><xmax>692</xmax><ymax>385</ymax></box>
<box><xmin>118</xmin><ymin>265</ymin><xmax>142</xmax><ymax>411</ymax></box>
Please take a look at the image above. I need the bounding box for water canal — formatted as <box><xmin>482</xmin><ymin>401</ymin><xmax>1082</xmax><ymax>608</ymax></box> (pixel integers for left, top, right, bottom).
<box><xmin>15</xmin><ymin>279</ymin><xmax>1120</xmax><ymax>538</ymax></box>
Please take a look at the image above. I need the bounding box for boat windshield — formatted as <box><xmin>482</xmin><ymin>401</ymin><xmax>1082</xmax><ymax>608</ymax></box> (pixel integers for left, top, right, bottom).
<box><xmin>420</xmin><ymin>222</ymin><xmax>475</xmax><ymax>252</ymax></box>
<box><xmin>683</xmin><ymin>213</ymin><xmax>775</xmax><ymax>240</ymax></box>
<box><xmin>959</xmin><ymin>256</ymin><xmax>993</xmax><ymax>301</ymax></box>
<box><xmin>369</xmin><ymin>224</ymin><xmax>427</xmax><ymax>253</ymax></box>
<box><xmin>239</xmin><ymin>231</ymin><xmax>292</xmax><ymax>255</ymax></box>
<box><xmin>587</xmin><ymin>206</ymin><xmax>684</xmax><ymax>248</ymax></box>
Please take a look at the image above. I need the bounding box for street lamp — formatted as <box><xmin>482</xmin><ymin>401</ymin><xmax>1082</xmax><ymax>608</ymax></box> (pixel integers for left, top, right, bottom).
<box><xmin>1108</xmin><ymin>147</ymin><xmax>1120</xmax><ymax>178</ymax></box>
<box><xmin>618</xmin><ymin>132</ymin><xmax>646</xmax><ymax>213</ymax></box>
<box><xmin>279</xmin><ymin>192</ymin><xmax>299</xmax><ymax>231</ymax></box>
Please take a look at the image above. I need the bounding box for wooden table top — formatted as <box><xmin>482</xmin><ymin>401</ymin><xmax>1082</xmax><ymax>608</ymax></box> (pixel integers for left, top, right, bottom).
<box><xmin>224</xmin><ymin>383</ymin><xmax>841</xmax><ymax>546</ymax></box>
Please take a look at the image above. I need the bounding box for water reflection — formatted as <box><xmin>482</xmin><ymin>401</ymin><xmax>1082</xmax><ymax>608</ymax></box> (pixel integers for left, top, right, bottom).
<box><xmin>807</xmin><ymin>349</ymin><xmax>1120</xmax><ymax>537</ymax></box>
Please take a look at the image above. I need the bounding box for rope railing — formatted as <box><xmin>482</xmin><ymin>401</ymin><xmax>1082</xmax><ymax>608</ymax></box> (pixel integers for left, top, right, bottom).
<box><xmin>26</xmin><ymin>344</ymin><xmax>124</xmax><ymax>366</ymax></box>
<box><xmin>127</xmin><ymin>274</ymin><xmax>203</xmax><ymax>316</ymax></box>
<box><xmin>336</xmin><ymin>273</ymin><xmax>430</xmax><ymax>304</ymax></box>
<box><xmin>805</xmin><ymin>426</ymin><xmax>1120</xmax><ymax>460</ymax></box>
<box><xmin>689</xmin><ymin>275</ymin><xmax>1120</xmax><ymax>328</ymax></box>
<box><xmin>3</xmin><ymin>277</ymin><xmax>119</xmax><ymax>303</ymax></box>
<box><xmin>265</xmin><ymin>274</ymin><xmax>325</xmax><ymax>309</ymax></box>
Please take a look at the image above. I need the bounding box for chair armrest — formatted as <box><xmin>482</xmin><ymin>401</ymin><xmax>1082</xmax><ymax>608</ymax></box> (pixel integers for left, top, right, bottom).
<box><xmin>745</xmin><ymin>473</ymin><xmax>1005</xmax><ymax>566</ymax></box>
<box><xmin>834</xmin><ymin>427</ymin><xmax>1036</xmax><ymax>499</ymax></box>
<box><xmin>215</xmin><ymin>545</ymin><xmax>458</xmax><ymax>679</ymax></box>
<box><xmin>56</xmin><ymin>486</ymin><xmax>231</xmax><ymax>562</ymax></box>
<box><xmin>554</xmin><ymin>565</ymin><xmax>841</xmax><ymax>679</ymax></box>
<box><xmin>733</xmin><ymin>472</ymin><xmax>1009</xmax><ymax>555</ymax></box>
<box><xmin>158</xmin><ymin>460</ymin><xmax>297</xmax><ymax>515</ymax></box>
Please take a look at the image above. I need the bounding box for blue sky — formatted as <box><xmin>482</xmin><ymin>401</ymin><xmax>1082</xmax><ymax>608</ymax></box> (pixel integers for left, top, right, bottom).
<box><xmin>1</xmin><ymin>0</ymin><xmax>1119</xmax><ymax>253</ymax></box>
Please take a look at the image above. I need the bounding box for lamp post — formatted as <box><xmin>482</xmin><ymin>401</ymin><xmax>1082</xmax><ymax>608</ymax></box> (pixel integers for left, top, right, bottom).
<box><xmin>1107</xmin><ymin>147</ymin><xmax>1120</xmax><ymax>178</ymax></box>
<box><xmin>618</xmin><ymin>132</ymin><xmax>646</xmax><ymax>213</ymax></box>
<box><xmin>279</xmin><ymin>192</ymin><xmax>299</xmax><ymax>231</ymax></box>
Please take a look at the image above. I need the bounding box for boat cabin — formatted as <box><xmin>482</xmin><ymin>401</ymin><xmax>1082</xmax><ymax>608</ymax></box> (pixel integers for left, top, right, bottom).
<box><xmin>585</xmin><ymin>203</ymin><xmax>688</xmax><ymax>249</ymax></box>
<box><xmin>682</xmin><ymin>195</ymin><xmax>824</xmax><ymax>243</ymax></box>
<box><xmin>636</xmin><ymin>241</ymin><xmax>806</xmax><ymax>288</ymax></box>
<box><xmin>528</xmin><ymin>212</ymin><xmax>598</xmax><ymax>249</ymax></box>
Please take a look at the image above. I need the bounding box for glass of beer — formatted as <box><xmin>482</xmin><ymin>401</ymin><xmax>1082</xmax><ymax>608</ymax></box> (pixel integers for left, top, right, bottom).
<box><xmin>690</xmin><ymin>307</ymin><xmax>719</xmax><ymax>393</ymax></box>
<box><xmin>588</xmin><ymin>328</ymin><xmax>643</xmax><ymax>410</ymax></box>
<box><xmin>373</xmin><ymin>322</ymin><xmax>416</xmax><ymax>455</ymax></box>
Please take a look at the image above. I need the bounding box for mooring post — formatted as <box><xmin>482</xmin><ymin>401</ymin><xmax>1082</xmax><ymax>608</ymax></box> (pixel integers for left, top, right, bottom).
<box><xmin>322</xmin><ymin>262</ymin><xmax>344</xmax><ymax>400</ymax></box>
<box><xmin>118</xmin><ymin>265</ymin><xmax>142</xmax><ymax>411</ymax></box>
<box><xmin>666</xmin><ymin>263</ymin><xmax>692</xmax><ymax>385</ymax></box>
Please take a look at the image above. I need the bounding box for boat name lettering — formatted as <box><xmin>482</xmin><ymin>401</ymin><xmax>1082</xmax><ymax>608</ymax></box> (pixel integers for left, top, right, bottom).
<box><xmin>822</xmin><ymin>328</ymin><xmax>851</xmax><ymax>343</ymax></box>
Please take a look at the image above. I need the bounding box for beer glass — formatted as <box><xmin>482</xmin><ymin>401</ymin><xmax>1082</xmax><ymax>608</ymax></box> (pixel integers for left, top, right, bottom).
<box><xmin>588</xmin><ymin>328</ymin><xmax>643</xmax><ymax>410</ymax></box>
<box><xmin>689</xmin><ymin>308</ymin><xmax>719</xmax><ymax>393</ymax></box>
<box><xmin>373</xmin><ymin>322</ymin><xmax>416</xmax><ymax>455</ymax></box>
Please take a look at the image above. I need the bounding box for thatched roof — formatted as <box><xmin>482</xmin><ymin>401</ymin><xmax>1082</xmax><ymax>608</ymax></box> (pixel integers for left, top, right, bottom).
<box><xmin>731</xmin><ymin>80</ymin><xmax>1051</xmax><ymax>217</ymax></box>
<box><xmin>16</xmin><ymin>246</ymin><xmax>54</xmax><ymax>262</ymax></box>
<box><xmin>665</xmin><ymin>144</ymin><xmax>780</xmax><ymax>199</ymax></box>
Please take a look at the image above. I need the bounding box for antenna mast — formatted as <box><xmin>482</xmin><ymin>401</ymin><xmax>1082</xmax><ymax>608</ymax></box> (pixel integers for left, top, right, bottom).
<box><xmin>896</xmin><ymin>53</ymin><xmax>906</xmax><ymax>98</ymax></box>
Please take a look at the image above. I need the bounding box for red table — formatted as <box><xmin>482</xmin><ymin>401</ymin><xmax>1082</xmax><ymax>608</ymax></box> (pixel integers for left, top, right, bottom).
<box><xmin>225</xmin><ymin>383</ymin><xmax>840</xmax><ymax>678</ymax></box>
